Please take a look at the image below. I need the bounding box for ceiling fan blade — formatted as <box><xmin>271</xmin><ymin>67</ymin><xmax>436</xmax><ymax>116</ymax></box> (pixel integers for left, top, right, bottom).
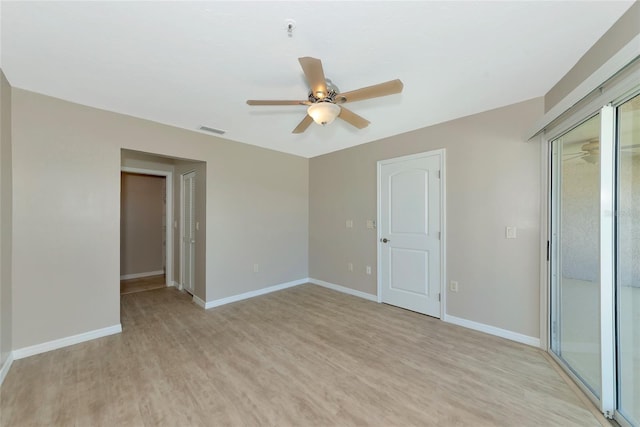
<box><xmin>336</xmin><ymin>79</ymin><xmax>404</xmax><ymax>104</ymax></box>
<box><xmin>563</xmin><ymin>153</ymin><xmax>587</xmax><ymax>161</ymax></box>
<box><xmin>298</xmin><ymin>57</ymin><xmax>328</xmax><ymax>99</ymax></box>
<box><xmin>292</xmin><ymin>115</ymin><xmax>314</xmax><ymax>134</ymax></box>
<box><xmin>338</xmin><ymin>107</ymin><xmax>370</xmax><ymax>129</ymax></box>
<box><xmin>620</xmin><ymin>143</ymin><xmax>640</xmax><ymax>151</ymax></box>
<box><xmin>247</xmin><ymin>100</ymin><xmax>310</xmax><ymax>106</ymax></box>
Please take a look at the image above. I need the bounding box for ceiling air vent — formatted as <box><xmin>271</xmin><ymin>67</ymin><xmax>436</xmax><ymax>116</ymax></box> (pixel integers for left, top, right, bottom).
<box><xmin>199</xmin><ymin>125</ymin><xmax>226</xmax><ymax>135</ymax></box>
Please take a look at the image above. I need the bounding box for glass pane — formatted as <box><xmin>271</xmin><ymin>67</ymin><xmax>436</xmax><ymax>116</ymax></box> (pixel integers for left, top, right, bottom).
<box><xmin>551</xmin><ymin>114</ymin><xmax>602</xmax><ymax>397</ymax></box>
<box><xmin>617</xmin><ymin>94</ymin><xmax>640</xmax><ymax>425</ymax></box>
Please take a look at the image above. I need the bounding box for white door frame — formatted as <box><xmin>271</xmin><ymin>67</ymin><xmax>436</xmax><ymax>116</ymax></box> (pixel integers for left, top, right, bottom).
<box><xmin>121</xmin><ymin>166</ymin><xmax>173</xmax><ymax>288</ymax></box>
<box><xmin>376</xmin><ymin>149</ymin><xmax>446</xmax><ymax>318</ymax></box>
<box><xmin>179</xmin><ymin>170</ymin><xmax>196</xmax><ymax>294</ymax></box>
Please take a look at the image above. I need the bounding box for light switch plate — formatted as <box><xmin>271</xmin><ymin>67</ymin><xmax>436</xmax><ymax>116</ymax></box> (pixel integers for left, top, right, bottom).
<box><xmin>506</xmin><ymin>226</ymin><xmax>517</xmax><ymax>239</ymax></box>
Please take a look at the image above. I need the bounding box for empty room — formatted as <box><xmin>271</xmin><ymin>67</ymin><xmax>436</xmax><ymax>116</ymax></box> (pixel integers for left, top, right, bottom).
<box><xmin>0</xmin><ymin>1</ymin><xmax>639</xmax><ymax>426</ymax></box>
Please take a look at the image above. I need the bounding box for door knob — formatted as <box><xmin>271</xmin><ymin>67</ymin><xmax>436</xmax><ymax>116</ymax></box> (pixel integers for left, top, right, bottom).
<box><xmin>380</xmin><ymin>238</ymin><xmax>390</xmax><ymax>243</ymax></box>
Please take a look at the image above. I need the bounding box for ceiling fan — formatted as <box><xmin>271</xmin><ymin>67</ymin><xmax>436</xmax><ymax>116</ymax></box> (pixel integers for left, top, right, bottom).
<box><xmin>246</xmin><ymin>57</ymin><xmax>404</xmax><ymax>134</ymax></box>
<box><xmin>563</xmin><ymin>139</ymin><xmax>640</xmax><ymax>164</ymax></box>
<box><xmin>563</xmin><ymin>139</ymin><xmax>600</xmax><ymax>164</ymax></box>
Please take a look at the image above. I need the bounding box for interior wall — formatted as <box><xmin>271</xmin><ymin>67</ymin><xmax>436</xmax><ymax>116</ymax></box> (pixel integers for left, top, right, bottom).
<box><xmin>545</xmin><ymin>2</ymin><xmax>639</xmax><ymax>112</ymax></box>
<box><xmin>309</xmin><ymin>98</ymin><xmax>543</xmax><ymax>339</ymax></box>
<box><xmin>120</xmin><ymin>173</ymin><xmax>165</xmax><ymax>277</ymax></box>
<box><xmin>11</xmin><ymin>88</ymin><xmax>309</xmax><ymax>349</ymax></box>
<box><xmin>0</xmin><ymin>69</ymin><xmax>13</xmax><ymax>367</ymax></box>
<box><xmin>121</xmin><ymin>150</ymin><xmax>176</xmax><ymax>172</ymax></box>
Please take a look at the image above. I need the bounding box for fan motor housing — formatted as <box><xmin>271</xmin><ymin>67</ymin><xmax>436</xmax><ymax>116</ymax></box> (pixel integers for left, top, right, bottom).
<box><xmin>308</xmin><ymin>89</ymin><xmax>338</xmax><ymax>104</ymax></box>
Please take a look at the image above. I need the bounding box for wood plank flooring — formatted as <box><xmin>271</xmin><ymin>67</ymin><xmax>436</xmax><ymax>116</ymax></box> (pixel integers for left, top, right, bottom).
<box><xmin>0</xmin><ymin>284</ymin><xmax>603</xmax><ymax>426</ymax></box>
<box><xmin>120</xmin><ymin>274</ymin><xmax>166</xmax><ymax>295</ymax></box>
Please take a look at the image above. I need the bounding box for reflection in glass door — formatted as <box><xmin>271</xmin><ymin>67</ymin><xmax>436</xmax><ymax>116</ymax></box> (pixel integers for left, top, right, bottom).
<box><xmin>617</xmin><ymin>94</ymin><xmax>639</xmax><ymax>426</ymax></box>
<box><xmin>551</xmin><ymin>114</ymin><xmax>602</xmax><ymax>399</ymax></box>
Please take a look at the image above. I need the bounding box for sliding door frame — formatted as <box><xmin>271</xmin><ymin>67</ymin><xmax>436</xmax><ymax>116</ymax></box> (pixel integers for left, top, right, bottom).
<box><xmin>599</xmin><ymin>105</ymin><xmax>616</xmax><ymax>416</ymax></box>
<box><xmin>547</xmin><ymin>111</ymin><xmax>607</xmax><ymax>411</ymax></box>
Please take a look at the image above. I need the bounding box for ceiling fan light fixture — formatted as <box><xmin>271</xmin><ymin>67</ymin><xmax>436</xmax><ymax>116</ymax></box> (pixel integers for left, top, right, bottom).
<box><xmin>307</xmin><ymin>102</ymin><xmax>340</xmax><ymax>126</ymax></box>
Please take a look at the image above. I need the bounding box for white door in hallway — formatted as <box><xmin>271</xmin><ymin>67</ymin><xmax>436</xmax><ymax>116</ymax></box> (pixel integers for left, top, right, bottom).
<box><xmin>181</xmin><ymin>171</ymin><xmax>196</xmax><ymax>294</ymax></box>
<box><xmin>378</xmin><ymin>151</ymin><xmax>443</xmax><ymax>318</ymax></box>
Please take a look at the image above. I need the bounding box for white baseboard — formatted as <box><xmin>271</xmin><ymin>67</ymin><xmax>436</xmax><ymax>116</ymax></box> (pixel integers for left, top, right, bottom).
<box><xmin>192</xmin><ymin>294</ymin><xmax>206</xmax><ymax>308</ymax></box>
<box><xmin>120</xmin><ymin>270</ymin><xmax>164</xmax><ymax>280</ymax></box>
<box><xmin>309</xmin><ymin>278</ymin><xmax>378</xmax><ymax>302</ymax></box>
<box><xmin>170</xmin><ymin>280</ymin><xmax>180</xmax><ymax>288</ymax></box>
<box><xmin>443</xmin><ymin>314</ymin><xmax>540</xmax><ymax>348</ymax></box>
<box><xmin>305</xmin><ymin>280</ymin><xmax>538</xmax><ymax>347</ymax></box>
<box><xmin>199</xmin><ymin>278</ymin><xmax>309</xmax><ymax>310</ymax></box>
<box><xmin>0</xmin><ymin>352</ymin><xmax>14</xmax><ymax>387</ymax></box>
<box><xmin>12</xmin><ymin>324</ymin><xmax>123</xmax><ymax>360</ymax></box>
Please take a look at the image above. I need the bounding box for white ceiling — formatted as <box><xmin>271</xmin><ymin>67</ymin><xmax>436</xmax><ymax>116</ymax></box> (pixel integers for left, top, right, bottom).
<box><xmin>0</xmin><ymin>1</ymin><xmax>634</xmax><ymax>158</ymax></box>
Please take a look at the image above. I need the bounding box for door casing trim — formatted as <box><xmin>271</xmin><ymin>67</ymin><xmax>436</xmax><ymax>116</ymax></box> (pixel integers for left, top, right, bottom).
<box><xmin>180</xmin><ymin>170</ymin><xmax>196</xmax><ymax>294</ymax></box>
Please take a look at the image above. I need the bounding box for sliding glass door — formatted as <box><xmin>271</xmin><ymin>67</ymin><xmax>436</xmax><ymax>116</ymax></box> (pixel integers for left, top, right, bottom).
<box><xmin>550</xmin><ymin>89</ymin><xmax>639</xmax><ymax>427</ymax></box>
<box><xmin>617</xmin><ymin>94</ymin><xmax>639</xmax><ymax>426</ymax></box>
<box><xmin>551</xmin><ymin>114</ymin><xmax>602</xmax><ymax>398</ymax></box>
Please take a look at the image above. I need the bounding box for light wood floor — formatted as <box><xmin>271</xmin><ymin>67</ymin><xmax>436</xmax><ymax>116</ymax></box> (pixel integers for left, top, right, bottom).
<box><xmin>120</xmin><ymin>274</ymin><xmax>166</xmax><ymax>295</ymax></box>
<box><xmin>1</xmin><ymin>284</ymin><xmax>604</xmax><ymax>426</ymax></box>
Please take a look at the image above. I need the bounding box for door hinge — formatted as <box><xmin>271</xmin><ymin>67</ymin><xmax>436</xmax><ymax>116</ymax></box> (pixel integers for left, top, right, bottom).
<box><xmin>438</xmin><ymin>293</ymin><xmax>441</xmax><ymax>302</ymax></box>
<box><xmin>437</xmin><ymin>170</ymin><xmax>441</xmax><ymax>179</ymax></box>
<box><xmin>438</xmin><ymin>232</ymin><xmax>441</xmax><ymax>240</ymax></box>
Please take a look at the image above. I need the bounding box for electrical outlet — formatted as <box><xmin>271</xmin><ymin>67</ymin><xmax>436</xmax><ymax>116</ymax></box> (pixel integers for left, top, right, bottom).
<box><xmin>346</xmin><ymin>219</ymin><xmax>354</xmax><ymax>228</ymax></box>
<box><xmin>348</xmin><ymin>262</ymin><xmax>354</xmax><ymax>272</ymax></box>
<box><xmin>449</xmin><ymin>281</ymin><xmax>459</xmax><ymax>293</ymax></box>
<box><xmin>366</xmin><ymin>265</ymin><xmax>372</xmax><ymax>275</ymax></box>
<box><xmin>253</xmin><ymin>263</ymin><xmax>259</xmax><ymax>273</ymax></box>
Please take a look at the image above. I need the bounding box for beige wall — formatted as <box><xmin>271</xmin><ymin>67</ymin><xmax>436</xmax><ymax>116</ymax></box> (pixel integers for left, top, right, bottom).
<box><xmin>0</xmin><ymin>70</ymin><xmax>13</xmax><ymax>367</ymax></box>
<box><xmin>309</xmin><ymin>98</ymin><xmax>543</xmax><ymax>338</ymax></box>
<box><xmin>545</xmin><ymin>2</ymin><xmax>640</xmax><ymax>112</ymax></box>
<box><xmin>11</xmin><ymin>89</ymin><xmax>308</xmax><ymax>349</ymax></box>
<box><xmin>120</xmin><ymin>173</ymin><xmax>165</xmax><ymax>277</ymax></box>
<box><xmin>121</xmin><ymin>150</ymin><xmax>176</xmax><ymax>172</ymax></box>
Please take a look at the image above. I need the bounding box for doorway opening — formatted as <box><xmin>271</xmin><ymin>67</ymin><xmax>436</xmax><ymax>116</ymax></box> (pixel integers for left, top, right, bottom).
<box><xmin>120</xmin><ymin>149</ymin><xmax>206</xmax><ymax>302</ymax></box>
<box><xmin>120</xmin><ymin>170</ymin><xmax>171</xmax><ymax>295</ymax></box>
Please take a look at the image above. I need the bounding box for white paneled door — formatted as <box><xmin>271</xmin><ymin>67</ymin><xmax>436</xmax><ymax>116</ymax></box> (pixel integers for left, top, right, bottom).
<box><xmin>378</xmin><ymin>151</ymin><xmax>443</xmax><ymax>318</ymax></box>
<box><xmin>181</xmin><ymin>171</ymin><xmax>196</xmax><ymax>294</ymax></box>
